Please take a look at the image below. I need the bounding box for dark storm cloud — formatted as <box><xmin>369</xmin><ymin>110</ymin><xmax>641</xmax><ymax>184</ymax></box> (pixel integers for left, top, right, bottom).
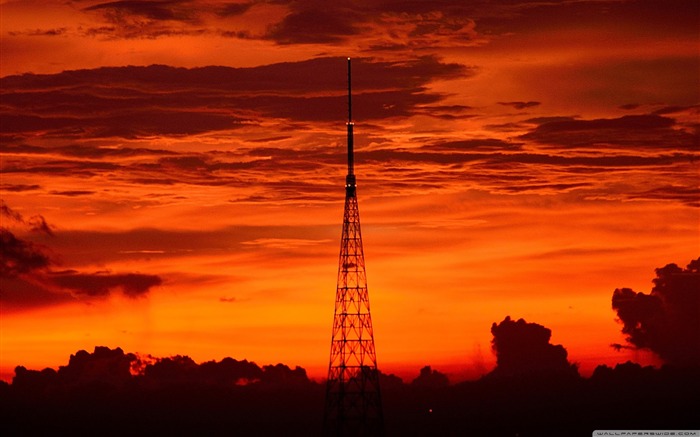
<box><xmin>0</xmin><ymin>57</ymin><xmax>470</xmax><ymax>139</ymax></box>
<box><xmin>489</xmin><ymin>316</ymin><xmax>578</xmax><ymax>377</ymax></box>
<box><xmin>612</xmin><ymin>258</ymin><xmax>700</xmax><ymax>366</ymax></box>
<box><xmin>520</xmin><ymin>114</ymin><xmax>698</xmax><ymax>150</ymax></box>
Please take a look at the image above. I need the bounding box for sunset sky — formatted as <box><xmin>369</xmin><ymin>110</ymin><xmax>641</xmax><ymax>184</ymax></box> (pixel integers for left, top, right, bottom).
<box><xmin>1</xmin><ymin>0</ymin><xmax>698</xmax><ymax>382</ymax></box>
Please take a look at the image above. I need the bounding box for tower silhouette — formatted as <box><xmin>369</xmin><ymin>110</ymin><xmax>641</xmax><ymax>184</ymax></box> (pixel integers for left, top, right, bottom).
<box><xmin>323</xmin><ymin>58</ymin><xmax>384</xmax><ymax>436</ymax></box>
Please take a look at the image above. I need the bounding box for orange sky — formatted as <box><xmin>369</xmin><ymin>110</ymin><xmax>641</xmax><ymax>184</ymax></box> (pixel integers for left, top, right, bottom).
<box><xmin>1</xmin><ymin>0</ymin><xmax>698</xmax><ymax>382</ymax></box>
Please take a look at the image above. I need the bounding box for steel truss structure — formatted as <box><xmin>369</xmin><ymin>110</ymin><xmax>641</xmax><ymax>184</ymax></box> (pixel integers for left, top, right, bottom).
<box><xmin>322</xmin><ymin>58</ymin><xmax>384</xmax><ymax>436</ymax></box>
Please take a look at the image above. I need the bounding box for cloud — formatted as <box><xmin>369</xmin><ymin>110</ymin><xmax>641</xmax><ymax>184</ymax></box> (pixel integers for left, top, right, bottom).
<box><xmin>11</xmin><ymin>345</ymin><xmax>314</xmax><ymax>395</ymax></box>
<box><xmin>0</xmin><ymin>205</ymin><xmax>162</xmax><ymax>311</ymax></box>
<box><xmin>5</xmin><ymin>344</ymin><xmax>698</xmax><ymax>436</ymax></box>
<box><xmin>8</xmin><ymin>28</ymin><xmax>69</xmax><ymax>37</ymax></box>
<box><xmin>80</xmin><ymin>0</ymin><xmax>206</xmax><ymax>38</ymax></box>
<box><xmin>411</xmin><ymin>365</ymin><xmax>449</xmax><ymax>388</ymax></box>
<box><xmin>48</xmin><ymin>190</ymin><xmax>96</xmax><ymax>197</ymax></box>
<box><xmin>489</xmin><ymin>316</ymin><xmax>578</xmax><ymax>377</ymax></box>
<box><xmin>0</xmin><ymin>229</ymin><xmax>52</xmax><ymax>277</ymax></box>
<box><xmin>254</xmin><ymin>0</ymin><xmax>698</xmax><ymax>51</ymax></box>
<box><xmin>1</xmin><ymin>143</ymin><xmax>176</xmax><ymax>159</ymax></box>
<box><xmin>520</xmin><ymin>114</ymin><xmax>697</xmax><ymax>150</ymax></box>
<box><xmin>0</xmin><ymin>57</ymin><xmax>471</xmax><ymax>139</ymax></box>
<box><xmin>469</xmin><ymin>0</ymin><xmax>700</xmax><ymax>38</ymax></box>
<box><xmin>0</xmin><ymin>184</ymin><xmax>42</xmax><ymax>192</ymax></box>
<box><xmin>619</xmin><ymin>104</ymin><xmax>640</xmax><ymax>110</ymax></box>
<box><xmin>498</xmin><ymin>101</ymin><xmax>540</xmax><ymax>110</ymax></box>
<box><xmin>84</xmin><ymin>1</ymin><xmax>198</xmax><ymax>22</ymax></box>
<box><xmin>57</xmin><ymin>346</ymin><xmax>138</xmax><ymax>385</ymax></box>
<box><xmin>1</xmin><ymin>201</ymin><xmax>24</xmax><ymax>222</ymax></box>
<box><xmin>628</xmin><ymin>186</ymin><xmax>700</xmax><ymax>208</ymax></box>
<box><xmin>0</xmin><ymin>200</ymin><xmax>54</xmax><ymax>236</ymax></box>
<box><xmin>217</xmin><ymin>2</ymin><xmax>253</xmax><ymax>17</ymax></box>
<box><xmin>27</xmin><ymin>215</ymin><xmax>55</xmax><ymax>236</ymax></box>
<box><xmin>612</xmin><ymin>258</ymin><xmax>700</xmax><ymax>366</ymax></box>
<box><xmin>265</xmin><ymin>2</ymin><xmax>361</xmax><ymax>44</ymax></box>
<box><xmin>49</xmin><ymin>270</ymin><xmax>162</xmax><ymax>298</ymax></box>
<box><xmin>255</xmin><ymin>0</ymin><xmax>480</xmax><ymax>48</ymax></box>
<box><xmin>427</xmin><ymin>139</ymin><xmax>520</xmax><ymax>152</ymax></box>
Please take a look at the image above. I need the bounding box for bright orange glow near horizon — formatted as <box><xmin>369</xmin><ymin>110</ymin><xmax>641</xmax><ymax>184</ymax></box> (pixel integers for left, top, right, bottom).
<box><xmin>1</xmin><ymin>0</ymin><xmax>698</xmax><ymax>384</ymax></box>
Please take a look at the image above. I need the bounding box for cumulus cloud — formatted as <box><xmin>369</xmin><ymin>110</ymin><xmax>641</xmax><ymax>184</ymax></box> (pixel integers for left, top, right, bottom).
<box><xmin>489</xmin><ymin>316</ymin><xmax>578</xmax><ymax>377</ymax></box>
<box><xmin>56</xmin><ymin>346</ymin><xmax>138</xmax><ymax>385</ymax></box>
<box><xmin>411</xmin><ymin>365</ymin><xmax>449</xmax><ymax>387</ymax></box>
<box><xmin>612</xmin><ymin>258</ymin><xmax>700</xmax><ymax>366</ymax></box>
<box><xmin>16</xmin><ymin>346</ymin><xmax>309</xmax><ymax>388</ymax></box>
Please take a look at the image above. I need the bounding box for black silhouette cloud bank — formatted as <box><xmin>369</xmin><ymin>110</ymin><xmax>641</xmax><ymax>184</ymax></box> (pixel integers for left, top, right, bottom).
<box><xmin>612</xmin><ymin>257</ymin><xmax>700</xmax><ymax>366</ymax></box>
<box><xmin>3</xmin><ymin>299</ymin><xmax>699</xmax><ymax>437</ymax></box>
<box><xmin>489</xmin><ymin>315</ymin><xmax>579</xmax><ymax>377</ymax></box>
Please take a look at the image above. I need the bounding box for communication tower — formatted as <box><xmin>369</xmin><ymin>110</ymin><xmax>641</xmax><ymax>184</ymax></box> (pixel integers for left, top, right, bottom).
<box><xmin>322</xmin><ymin>58</ymin><xmax>384</xmax><ymax>436</ymax></box>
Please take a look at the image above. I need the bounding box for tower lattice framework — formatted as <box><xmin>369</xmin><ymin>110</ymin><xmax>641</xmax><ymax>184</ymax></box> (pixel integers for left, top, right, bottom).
<box><xmin>323</xmin><ymin>58</ymin><xmax>384</xmax><ymax>436</ymax></box>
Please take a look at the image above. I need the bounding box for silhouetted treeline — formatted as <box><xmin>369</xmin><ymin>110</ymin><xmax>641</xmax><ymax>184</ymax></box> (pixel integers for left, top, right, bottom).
<box><xmin>1</xmin><ymin>346</ymin><xmax>698</xmax><ymax>436</ymax></box>
<box><xmin>3</xmin><ymin>258</ymin><xmax>698</xmax><ymax>435</ymax></box>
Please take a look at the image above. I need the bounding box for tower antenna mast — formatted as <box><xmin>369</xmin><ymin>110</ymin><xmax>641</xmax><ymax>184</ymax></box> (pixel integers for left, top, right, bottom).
<box><xmin>348</xmin><ymin>57</ymin><xmax>352</xmax><ymax>123</ymax></box>
<box><xmin>346</xmin><ymin>58</ymin><xmax>355</xmax><ymax>187</ymax></box>
<box><xmin>323</xmin><ymin>57</ymin><xmax>385</xmax><ymax>436</ymax></box>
